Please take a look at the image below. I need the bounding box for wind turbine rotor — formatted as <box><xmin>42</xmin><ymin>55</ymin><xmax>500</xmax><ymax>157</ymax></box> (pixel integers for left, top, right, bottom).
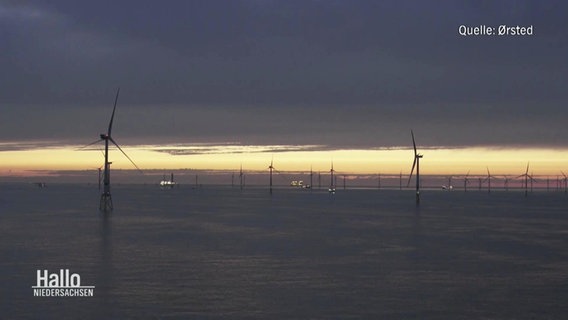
<box><xmin>525</xmin><ymin>162</ymin><xmax>530</xmax><ymax>175</ymax></box>
<box><xmin>407</xmin><ymin>157</ymin><xmax>417</xmax><ymax>187</ymax></box>
<box><xmin>107</xmin><ymin>88</ymin><xmax>120</xmax><ymax>136</ymax></box>
<box><xmin>109</xmin><ymin>137</ymin><xmax>143</xmax><ymax>173</ymax></box>
<box><xmin>77</xmin><ymin>139</ymin><xmax>104</xmax><ymax>150</ymax></box>
<box><xmin>411</xmin><ymin>129</ymin><xmax>417</xmax><ymax>157</ymax></box>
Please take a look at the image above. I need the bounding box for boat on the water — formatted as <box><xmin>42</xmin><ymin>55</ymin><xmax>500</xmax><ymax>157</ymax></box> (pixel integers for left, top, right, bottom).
<box><xmin>160</xmin><ymin>173</ymin><xmax>176</xmax><ymax>188</ymax></box>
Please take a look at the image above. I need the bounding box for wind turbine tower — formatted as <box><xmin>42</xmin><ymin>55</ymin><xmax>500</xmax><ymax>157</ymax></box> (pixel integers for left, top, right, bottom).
<box><xmin>310</xmin><ymin>166</ymin><xmax>313</xmax><ymax>189</ymax></box>
<box><xmin>329</xmin><ymin>161</ymin><xmax>336</xmax><ymax>193</ymax></box>
<box><xmin>561</xmin><ymin>172</ymin><xmax>567</xmax><ymax>194</ymax></box>
<box><xmin>268</xmin><ymin>158</ymin><xmax>274</xmax><ymax>194</ymax></box>
<box><xmin>239</xmin><ymin>164</ymin><xmax>243</xmax><ymax>190</ymax></box>
<box><xmin>407</xmin><ymin>130</ymin><xmax>423</xmax><ymax>204</ymax></box>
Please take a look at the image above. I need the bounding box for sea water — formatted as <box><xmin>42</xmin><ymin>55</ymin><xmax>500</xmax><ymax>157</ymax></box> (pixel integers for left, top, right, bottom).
<box><xmin>1</xmin><ymin>184</ymin><xmax>567</xmax><ymax>319</ymax></box>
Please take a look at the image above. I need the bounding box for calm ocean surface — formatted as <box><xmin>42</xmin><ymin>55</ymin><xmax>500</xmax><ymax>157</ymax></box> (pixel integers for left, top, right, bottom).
<box><xmin>1</xmin><ymin>184</ymin><xmax>567</xmax><ymax>319</ymax></box>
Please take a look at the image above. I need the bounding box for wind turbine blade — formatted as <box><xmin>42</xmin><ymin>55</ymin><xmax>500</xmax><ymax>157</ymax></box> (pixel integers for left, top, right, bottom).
<box><xmin>76</xmin><ymin>139</ymin><xmax>103</xmax><ymax>150</ymax></box>
<box><xmin>561</xmin><ymin>171</ymin><xmax>567</xmax><ymax>178</ymax></box>
<box><xmin>411</xmin><ymin>130</ymin><xmax>417</xmax><ymax>156</ymax></box>
<box><xmin>108</xmin><ymin>87</ymin><xmax>120</xmax><ymax>136</ymax></box>
<box><xmin>110</xmin><ymin>138</ymin><xmax>142</xmax><ymax>173</ymax></box>
<box><xmin>407</xmin><ymin>158</ymin><xmax>417</xmax><ymax>187</ymax></box>
<box><xmin>465</xmin><ymin>170</ymin><xmax>470</xmax><ymax>178</ymax></box>
<box><xmin>525</xmin><ymin>162</ymin><xmax>530</xmax><ymax>175</ymax></box>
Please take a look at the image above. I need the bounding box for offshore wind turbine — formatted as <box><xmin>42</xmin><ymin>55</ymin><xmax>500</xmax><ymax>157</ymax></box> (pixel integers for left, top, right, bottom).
<box><xmin>98</xmin><ymin>166</ymin><xmax>102</xmax><ymax>191</ymax></box>
<box><xmin>546</xmin><ymin>177</ymin><xmax>550</xmax><ymax>192</ymax></box>
<box><xmin>463</xmin><ymin>170</ymin><xmax>470</xmax><ymax>192</ymax></box>
<box><xmin>517</xmin><ymin>162</ymin><xmax>531</xmax><ymax>197</ymax></box>
<box><xmin>407</xmin><ymin>130</ymin><xmax>423</xmax><ymax>204</ymax></box>
<box><xmin>561</xmin><ymin>171</ymin><xmax>568</xmax><ymax>194</ymax></box>
<box><xmin>84</xmin><ymin>88</ymin><xmax>142</xmax><ymax>211</ymax></box>
<box><xmin>442</xmin><ymin>175</ymin><xmax>453</xmax><ymax>190</ymax></box>
<box><xmin>329</xmin><ymin>161</ymin><xmax>336</xmax><ymax>193</ymax></box>
<box><xmin>90</xmin><ymin>166</ymin><xmax>103</xmax><ymax>191</ymax></box>
<box><xmin>309</xmin><ymin>166</ymin><xmax>313</xmax><ymax>189</ymax></box>
<box><xmin>484</xmin><ymin>167</ymin><xmax>495</xmax><ymax>193</ymax></box>
<box><xmin>268</xmin><ymin>157</ymin><xmax>274</xmax><ymax>194</ymax></box>
<box><xmin>239</xmin><ymin>164</ymin><xmax>243</xmax><ymax>190</ymax></box>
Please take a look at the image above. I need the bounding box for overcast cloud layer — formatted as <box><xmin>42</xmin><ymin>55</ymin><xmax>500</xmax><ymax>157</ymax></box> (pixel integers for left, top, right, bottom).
<box><xmin>1</xmin><ymin>0</ymin><xmax>567</xmax><ymax>149</ymax></box>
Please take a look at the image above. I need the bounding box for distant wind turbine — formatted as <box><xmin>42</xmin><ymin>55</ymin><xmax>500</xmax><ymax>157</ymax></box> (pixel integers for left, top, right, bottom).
<box><xmin>90</xmin><ymin>166</ymin><xmax>103</xmax><ymax>191</ymax></box>
<box><xmin>463</xmin><ymin>170</ymin><xmax>470</xmax><ymax>192</ymax></box>
<box><xmin>268</xmin><ymin>157</ymin><xmax>274</xmax><ymax>194</ymax></box>
<box><xmin>239</xmin><ymin>164</ymin><xmax>243</xmax><ymax>190</ymax></box>
<box><xmin>98</xmin><ymin>166</ymin><xmax>102</xmax><ymax>191</ymax></box>
<box><xmin>407</xmin><ymin>130</ymin><xmax>423</xmax><ymax>204</ymax></box>
<box><xmin>503</xmin><ymin>175</ymin><xmax>510</xmax><ymax>191</ymax></box>
<box><xmin>546</xmin><ymin>177</ymin><xmax>550</xmax><ymax>192</ymax></box>
<box><xmin>561</xmin><ymin>171</ymin><xmax>568</xmax><ymax>194</ymax></box>
<box><xmin>484</xmin><ymin>167</ymin><xmax>495</xmax><ymax>193</ymax></box>
<box><xmin>516</xmin><ymin>162</ymin><xmax>532</xmax><ymax>197</ymax></box>
<box><xmin>82</xmin><ymin>88</ymin><xmax>142</xmax><ymax>211</ymax></box>
<box><xmin>442</xmin><ymin>175</ymin><xmax>453</xmax><ymax>190</ymax></box>
<box><xmin>309</xmin><ymin>166</ymin><xmax>313</xmax><ymax>190</ymax></box>
<box><xmin>329</xmin><ymin>161</ymin><xmax>336</xmax><ymax>193</ymax></box>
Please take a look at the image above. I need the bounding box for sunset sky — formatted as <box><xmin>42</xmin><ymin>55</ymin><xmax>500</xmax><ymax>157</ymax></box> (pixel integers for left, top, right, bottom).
<box><xmin>1</xmin><ymin>0</ymin><xmax>567</xmax><ymax>179</ymax></box>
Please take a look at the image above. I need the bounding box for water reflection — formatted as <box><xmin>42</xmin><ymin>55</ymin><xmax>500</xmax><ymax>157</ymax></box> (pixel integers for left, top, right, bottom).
<box><xmin>97</xmin><ymin>212</ymin><xmax>114</xmax><ymax>318</ymax></box>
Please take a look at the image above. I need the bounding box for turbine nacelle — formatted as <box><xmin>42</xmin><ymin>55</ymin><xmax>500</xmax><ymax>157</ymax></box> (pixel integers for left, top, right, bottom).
<box><xmin>100</xmin><ymin>134</ymin><xmax>109</xmax><ymax>140</ymax></box>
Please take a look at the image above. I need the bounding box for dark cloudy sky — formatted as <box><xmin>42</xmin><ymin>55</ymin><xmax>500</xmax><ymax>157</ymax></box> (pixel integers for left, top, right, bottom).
<box><xmin>1</xmin><ymin>0</ymin><xmax>567</xmax><ymax>149</ymax></box>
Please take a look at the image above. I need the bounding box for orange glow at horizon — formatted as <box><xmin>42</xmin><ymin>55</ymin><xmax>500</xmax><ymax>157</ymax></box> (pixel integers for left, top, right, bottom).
<box><xmin>0</xmin><ymin>145</ymin><xmax>567</xmax><ymax>177</ymax></box>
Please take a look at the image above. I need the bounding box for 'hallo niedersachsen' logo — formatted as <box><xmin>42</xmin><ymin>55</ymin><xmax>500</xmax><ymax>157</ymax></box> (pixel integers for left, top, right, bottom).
<box><xmin>32</xmin><ymin>269</ymin><xmax>94</xmax><ymax>297</ymax></box>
